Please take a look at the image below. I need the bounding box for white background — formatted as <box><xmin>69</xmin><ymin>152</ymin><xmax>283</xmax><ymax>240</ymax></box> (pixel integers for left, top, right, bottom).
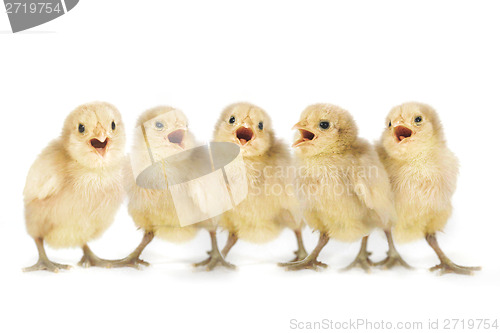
<box><xmin>1</xmin><ymin>1</ymin><xmax>499</xmax><ymax>332</ymax></box>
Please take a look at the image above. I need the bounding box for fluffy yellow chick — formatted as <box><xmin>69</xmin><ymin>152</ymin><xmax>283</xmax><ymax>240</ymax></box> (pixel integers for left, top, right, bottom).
<box><xmin>213</xmin><ymin>102</ymin><xmax>308</xmax><ymax>265</ymax></box>
<box><xmin>283</xmin><ymin>103</ymin><xmax>408</xmax><ymax>271</ymax></box>
<box><xmin>376</xmin><ymin>102</ymin><xmax>481</xmax><ymax>275</ymax></box>
<box><xmin>23</xmin><ymin>102</ymin><xmax>127</xmax><ymax>272</ymax></box>
<box><xmin>121</xmin><ymin>106</ymin><xmax>234</xmax><ymax>270</ymax></box>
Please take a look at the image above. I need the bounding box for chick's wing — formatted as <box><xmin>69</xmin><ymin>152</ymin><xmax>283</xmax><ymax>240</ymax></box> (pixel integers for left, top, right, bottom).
<box><xmin>353</xmin><ymin>147</ymin><xmax>397</xmax><ymax>227</ymax></box>
<box><xmin>23</xmin><ymin>141</ymin><xmax>65</xmax><ymax>203</ymax></box>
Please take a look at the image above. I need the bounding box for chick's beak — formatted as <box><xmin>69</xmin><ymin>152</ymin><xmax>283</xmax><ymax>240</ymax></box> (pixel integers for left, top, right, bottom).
<box><xmin>292</xmin><ymin>123</ymin><xmax>316</xmax><ymax>148</ymax></box>
<box><xmin>393</xmin><ymin>124</ymin><xmax>414</xmax><ymax>143</ymax></box>
<box><xmin>167</xmin><ymin>128</ymin><xmax>186</xmax><ymax>149</ymax></box>
<box><xmin>235</xmin><ymin>126</ymin><xmax>255</xmax><ymax>146</ymax></box>
<box><xmin>89</xmin><ymin>135</ymin><xmax>109</xmax><ymax>157</ymax></box>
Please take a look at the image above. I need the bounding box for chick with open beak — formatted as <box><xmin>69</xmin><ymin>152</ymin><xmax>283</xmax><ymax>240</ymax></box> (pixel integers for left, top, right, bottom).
<box><xmin>376</xmin><ymin>102</ymin><xmax>481</xmax><ymax>275</ymax></box>
<box><xmin>213</xmin><ymin>102</ymin><xmax>308</xmax><ymax>265</ymax></box>
<box><xmin>283</xmin><ymin>103</ymin><xmax>408</xmax><ymax>272</ymax></box>
<box><xmin>120</xmin><ymin>106</ymin><xmax>234</xmax><ymax>271</ymax></box>
<box><xmin>23</xmin><ymin>102</ymin><xmax>127</xmax><ymax>272</ymax></box>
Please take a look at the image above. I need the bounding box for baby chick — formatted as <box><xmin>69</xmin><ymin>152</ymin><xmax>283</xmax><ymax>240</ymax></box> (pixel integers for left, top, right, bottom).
<box><xmin>121</xmin><ymin>106</ymin><xmax>234</xmax><ymax>270</ymax></box>
<box><xmin>376</xmin><ymin>102</ymin><xmax>480</xmax><ymax>275</ymax></box>
<box><xmin>213</xmin><ymin>102</ymin><xmax>308</xmax><ymax>265</ymax></box>
<box><xmin>23</xmin><ymin>102</ymin><xmax>127</xmax><ymax>272</ymax></box>
<box><xmin>283</xmin><ymin>103</ymin><xmax>407</xmax><ymax>271</ymax></box>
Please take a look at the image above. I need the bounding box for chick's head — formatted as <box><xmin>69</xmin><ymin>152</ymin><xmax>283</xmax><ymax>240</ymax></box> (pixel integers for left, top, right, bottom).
<box><xmin>62</xmin><ymin>102</ymin><xmax>125</xmax><ymax>169</ymax></box>
<box><xmin>214</xmin><ymin>102</ymin><xmax>274</xmax><ymax>156</ymax></box>
<box><xmin>381</xmin><ymin>102</ymin><xmax>444</xmax><ymax>159</ymax></box>
<box><xmin>135</xmin><ymin>106</ymin><xmax>195</xmax><ymax>161</ymax></box>
<box><xmin>293</xmin><ymin>104</ymin><xmax>358</xmax><ymax>156</ymax></box>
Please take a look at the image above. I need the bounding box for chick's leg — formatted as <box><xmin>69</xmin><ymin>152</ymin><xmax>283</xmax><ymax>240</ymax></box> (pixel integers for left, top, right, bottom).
<box><xmin>111</xmin><ymin>231</ymin><xmax>154</xmax><ymax>268</ymax></box>
<box><xmin>375</xmin><ymin>230</ymin><xmax>412</xmax><ymax>270</ymax></box>
<box><xmin>221</xmin><ymin>232</ymin><xmax>238</xmax><ymax>258</ymax></box>
<box><xmin>343</xmin><ymin>236</ymin><xmax>373</xmax><ymax>273</ymax></box>
<box><xmin>425</xmin><ymin>233</ymin><xmax>481</xmax><ymax>275</ymax></box>
<box><xmin>193</xmin><ymin>230</ymin><xmax>236</xmax><ymax>271</ymax></box>
<box><xmin>282</xmin><ymin>233</ymin><xmax>329</xmax><ymax>271</ymax></box>
<box><xmin>23</xmin><ymin>237</ymin><xmax>71</xmax><ymax>273</ymax></box>
<box><xmin>277</xmin><ymin>229</ymin><xmax>308</xmax><ymax>266</ymax></box>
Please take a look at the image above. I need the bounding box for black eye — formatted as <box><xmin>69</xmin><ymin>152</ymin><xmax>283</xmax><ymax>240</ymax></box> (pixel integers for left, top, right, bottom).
<box><xmin>78</xmin><ymin>124</ymin><xmax>85</xmax><ymax>133</ymax></box>
<box><xmin>111</xmin><ymin>121</ymin><xmax>116</xmax><ymax>130</ymax></box>
<box><xmin>319</xmin><ymin>121</ymin><xmax>330</xmax><ymax>130</ymax></box>
<box><xmin>415</xmin><ymin>116</ymin><xmax>422</xmax><ymax>123</ymax></box>
<box><xmin>155</xmin><ymin>121</ymin><xmax>164</xmax><ymax>129</ymax></box>
<box><xmin>258</xmin><ymin>122</ymin><xmax>264</xmax><ymax>130</ymax></box>
<box><xmin>388</xmin><ymin>121</ymin><xmax>392</xmax><ymax>127</ymax></box>
<box><xmin>229</xmin><ymin>116</ymin><xmax>236</xmax><ymax>124</ymax></box>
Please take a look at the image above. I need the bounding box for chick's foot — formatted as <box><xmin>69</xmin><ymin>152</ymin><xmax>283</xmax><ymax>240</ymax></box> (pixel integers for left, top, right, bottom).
<box><xmin>283</xmin><ymin>232</ymin><xmax>329</xmax><ymax>271</ymax></box>
<box><xmin>78</xmin><ymin>245</ymin><xmax>121</xmax><ymax>269</ymax></box>
<box><xmin>23</xmin><ymin>259</ymin><xmax>71</xmax><ymax>273</ymax></box>
<box><xmin>194</xmin><ymin>230</ymin><xmax>235</xmax><ymax>271</ymax></box>
<box><xmin>343</xmin><ymin>236</ymin><xmax>373</xmax><ymax>273</ymax></box>
<box><xmin>375</xmin><ymin>230</ymin><xmax>412</xmax><ymax>270</ymax></box>
<box><xmin>109</xmin><ymin>256</ymin><xmax>150</xmax><ymax>269</ymax></box>
<box><xmin>193</xmin><ymin>250</ymin><xmax>236</xmax><ymax>271</ymax></box>
<box><xmin>426</xmin><ymin>233</ymin><xmax>481</xmax><ymax>276</ymax></box>
<box><xmin>283</xmin><ymin>256</ymin><xmax>328</xmax><ymax>271</ymax></box>
<box><xmin>375</xmin><ymin>252</ymin><xmax>412</xmax><ymax>270</ymax></box>
<box><xmin>430</xmin><ymin>260</ymin><xmax>481</xmax><ymax>276</ymax></box>
<box><xmin>105</xmin><ymin>231</ymin><xmax>154</xmax><ymax>269</ymax></box>
<box><xmin>23</xmin><ymin>238</ymin><xmax>72</xmax><ymax>273</ymax></box>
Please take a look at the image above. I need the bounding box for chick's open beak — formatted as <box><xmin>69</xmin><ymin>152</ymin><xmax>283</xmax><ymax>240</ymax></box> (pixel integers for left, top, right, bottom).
<box><xmin>235</xmin><ymin>126</ymin><xmax>254</xmax><ymax>146</ymax></box>
<box><xmin>393</xmin><ymin>125</ymin><xmax>413</xmax><ymax>143</ymax></box>
<box><xmin>167</xmin><ymin>129</ymin><xmax>186</xmax><ymax>148</ymax></box>
<box><xmin>90</xmin><ymin>136</ymin><xmax>109</xmax><ymax>157</ymax></box>
<box><xmin>292</xmin><ymin>127</ymin><xmax>316</xmax><ymax>148</ymax></box>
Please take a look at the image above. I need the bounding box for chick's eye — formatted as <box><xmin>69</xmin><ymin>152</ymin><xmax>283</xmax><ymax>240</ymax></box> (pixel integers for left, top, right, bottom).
<box><xmin>229</xmin><ymin>116</ymin><xmax>236</xmax><ymax>124</ymax></box>
<box><xmin>111</xmin><ymin>121</ymin><xmax>116</xmax><ymax>130</ymax></box>
<box><xmin>155</xmin><ymin>121</ymin><xmax>164</xmax><ymax>130</ymax></box>
<box><xmin>388</xmin><ymin>121</ymin><xmax>392</xmax><ymax>127</ymax></box>
<box><xmin>319</xmin><ymin>121</ymin><xmax>330</xmax><ymax>130</ymax></box>
<box><xmin>415</xmin><ymin>116</ymin><xmax>422</xmax><ymax>123</ymax></box>
<box><xmin>78</xmin><ymin>124</ymin><xmax>85</xmax><ymax>133</ymax></box>
<box><xmin>258</xmin><ymin>122</ymin><xmax>264</xmax><ymax>130</ymax></box>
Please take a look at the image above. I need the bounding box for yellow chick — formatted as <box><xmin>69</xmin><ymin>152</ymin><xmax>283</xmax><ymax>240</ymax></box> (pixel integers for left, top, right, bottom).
<box><xmin>376</xmin><ymin>102</ymin><xmax>481</xmax><ymax>275</ymax></box>
<box><xmin>121</xmin><ymin>106</ymin><xmax>234</xmax><ymax>270</ymax></box>
<box><xmin>23</xmin><ymin>102</ymin><xmax>127</xmax><ymax>272</ymax></box>
<box><xmin>213</xmin><ymin>102</ymin><xmax>308</xmax><ymax>265</ymax></box>
<box><xmin>283</xmin><ymin>103</ymin><xmax>408</xmax><ymax>271</ymax></box>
